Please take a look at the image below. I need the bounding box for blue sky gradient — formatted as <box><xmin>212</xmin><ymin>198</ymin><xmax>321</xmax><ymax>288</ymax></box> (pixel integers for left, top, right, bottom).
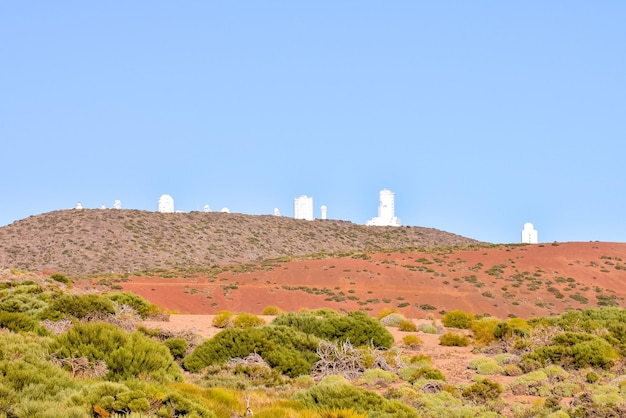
<box><xmin>1</xmin><ymin>2</ymin><xmax>625</xmax><ymax>243</ymax></box>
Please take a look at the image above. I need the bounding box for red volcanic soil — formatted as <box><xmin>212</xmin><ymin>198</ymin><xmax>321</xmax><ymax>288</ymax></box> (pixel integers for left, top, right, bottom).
<box><xmin>115</xmin><ymin>242</ymin><xmax>626</xmax><ymax>319</ymax></box>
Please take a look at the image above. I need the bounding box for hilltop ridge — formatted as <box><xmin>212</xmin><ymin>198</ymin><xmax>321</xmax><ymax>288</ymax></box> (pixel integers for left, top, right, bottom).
<box><xmin>0</xmin><ymin>209</ymin><xmax>482</xmax><ymax>275</ymax></box>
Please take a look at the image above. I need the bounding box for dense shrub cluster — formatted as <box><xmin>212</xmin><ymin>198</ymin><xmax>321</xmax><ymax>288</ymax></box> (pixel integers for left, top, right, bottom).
<box><xmin>272</xmin><ymin>309</ymin><xmax>394</xmax><ymax>348</ymax></box>
<box><xmin>293</xmin><ymin>375</ymin><xmax>420</xmax><ymax>417</ymax></box>
<box><xmin>183</xmin><ymin>325</ymin><xmax>319</xmax><ymax>377</ymax></box>
<box><xmin>51</xmin><ymin>322</ymin><xmax>182</xmax><ymax>381</ymax></box>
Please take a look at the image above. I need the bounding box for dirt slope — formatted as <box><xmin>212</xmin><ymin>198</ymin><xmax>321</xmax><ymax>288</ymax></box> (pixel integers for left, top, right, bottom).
<box><xmin>115</xmin><ymin>241</ymin><xmax>626</xmax><ymax>319</ymax></box>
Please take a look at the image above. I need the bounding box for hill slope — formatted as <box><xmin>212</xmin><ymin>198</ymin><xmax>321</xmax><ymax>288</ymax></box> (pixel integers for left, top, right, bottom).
<box><xmin>0</xmin><ymin>209</ymin><xmax>482</xmax><ymax>275</ymax></box>
<box><xmin>117</xmin><ymin>241</ymin><xmax>626</xmax><ymax>319</ymax></box>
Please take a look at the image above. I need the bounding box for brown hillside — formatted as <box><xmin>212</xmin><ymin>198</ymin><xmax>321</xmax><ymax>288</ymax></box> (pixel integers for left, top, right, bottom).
<box><xmin>0</xmin><ymin>209</ymin><xmax>481</xmax><ymax>275</ymax></box>
<box><xmin>114</xmin><ymin>242</ymin><xmax>626</xmax><ymax>319</ymax></box>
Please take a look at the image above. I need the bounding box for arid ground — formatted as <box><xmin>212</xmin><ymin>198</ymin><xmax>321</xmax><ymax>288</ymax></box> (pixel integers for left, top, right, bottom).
<box><xmin>113</xmin><ymin>242</ymin><xmax>626</xmax><ymax>320</ymax></box>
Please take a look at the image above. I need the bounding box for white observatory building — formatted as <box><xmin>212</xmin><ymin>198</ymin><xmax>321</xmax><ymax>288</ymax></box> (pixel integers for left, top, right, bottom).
<box><xmin>366</xmin><ymin>189</ymin><xmax>401</xmax><ymax>226</ymax></box>
<box><xmin>158</xmin><ymin>194</ymin><xmax>175</xmax><ymax>213</ymax></box>
<box><xmin>521</xmin><ymin>222</ymin><xmax>538</xmax><ymax>244</ymax></box>
<box><xmin>294</xmin><ymin>195</ymin><xmax>314</xmax><ymax>221</ymax></box>
<box><xmin>320</xmin><ymin>205</ymin><xmax>327</xmax><ymax>220</ymax></box>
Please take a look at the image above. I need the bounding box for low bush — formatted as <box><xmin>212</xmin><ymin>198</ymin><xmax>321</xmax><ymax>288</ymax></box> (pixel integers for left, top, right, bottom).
<box><xmin>439</xmin><ymin>332</ymin><xmax>470</xmax><ymax>347</ymax></box>
<box><xmin>467</xmin><ymin>358</ymin><xmax>503</xmax><ymax>375</ymax></box>
<box><xmin>418</xmin><ymin>323</ymin><xmax>438</xmax><ymax>334</ymax></box>
<box><xmin>398</xmin><ymin>319</ymin><xmax>417</xmax><ymax>332</ymax></box>
<box><xmin>42</xmin><ymin>294</ymin><xmax>115</xmax><ymax>320</ymax></box>
<box><xmin>106</xmin><ymin>292</ymin><xmax>162</xmax><ymax>319</ymax></box>
<box><xmin>261</xmin><ymin>306</ymin><xmax>283</xmax><ymax>315</ymax></box>
<box><xmin>293</xmin><ymin>376</ymin><xmax>419</xmax><ymax>417</ymax></box>
<box><xmin>402</xmin><ymin>335</ymin><xmax>423</xmax><ymax>348</ymax></box>
<box><xmin>470</xmin><ymin>317</ymin><xmax>499</xmax><ymax>345</ymax></box>
<box><xmin>380</xmin><ymin>313</ymin><xmax>405</xmax><ymax>327</ymax></box>
<box><xmin>441</xmin><ymin>310</ymin><xmax>474</xmax><ymax>329</ymax></box>
<box><xmin>212</xmin><ymin>311</ymin><xmax>234</xmax><ymax>328</ymax></box>
<box><xmin>50</xmin><ymin>273</ymin><xmax>71</xmax><ymax>284</ymax></box>
<box><xmin>164</xmin><ymin>338</ymin><xmax>188</xmax><ymax>359</ymax></box>
<box><xmin>232</xmin><ymin>312</ymin><xmax>265</xmax><ymax>328</ymax></box>
<box><xmin>461</xmin><ymin>378</ymin><xmax>502</xmax><ymax>403</ymax></box>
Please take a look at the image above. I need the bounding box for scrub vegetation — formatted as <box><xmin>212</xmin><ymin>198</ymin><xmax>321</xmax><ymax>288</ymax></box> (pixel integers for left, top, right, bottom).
<box><xmin>4</xmin><ymin>269</ymin><xmax>626</xmax><ymax>417</ymax></box>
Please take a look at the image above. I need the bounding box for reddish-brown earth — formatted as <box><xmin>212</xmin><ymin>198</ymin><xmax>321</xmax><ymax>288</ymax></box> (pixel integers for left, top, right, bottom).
<box><xmin>114</xmin><ymin>241</ymin><xmax>626</xmax><ymax>319</ymax></box>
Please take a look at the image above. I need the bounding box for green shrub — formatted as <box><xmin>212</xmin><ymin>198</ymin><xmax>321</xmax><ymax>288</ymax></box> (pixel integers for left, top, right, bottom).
<box><xmin>293</xmin><ymin>376</ymin><xmax>419</xmax><ymax>417</ymax></box>
<box><xmin>0</xmin><ymin>293</ymin><xmax>48</xmax><ymax>316</ymax></box>
<box><xmin>586</xmin><ymin>371</ymin><xmax>601</xmax><ymax>383</ymax></box>
<box><xmin>503</xmin><ymin>364</ymin><xmax>523</xmax><ymax>376</ymax></box>
<box><xmin>272</xmin><ymin>310</ymin><xmax>394</xmax><ymax>348</ymax></box>
<box><xmin>212</xmin><ymin>311</ymin><xmax>234</xmax><ymax>328</ymax></box>
<box><xmin>511</xmin><ymin>370</ymin><xmax>549</xmax><ymax>395</ymax></box>
<box><xmin>261</xmin><ymin>306</ymin><xmax>283</xmax><ymax>315</ymax></box>
<box><xmin>398</xmin><ymin>319</ymin><xmax>417</xmax><ymax>332</ymax></box>
<box><xmin>411</xmin><ymin>367</ymin><xmax>446</xmax><ymax>382</ymax></box>
<box><xmin>380</xmin><ymin>313</ymin><xmax>405</xmax><ymax>327</ymax></box>
<box><xmin>442</xmin><ymin>310</ymin><xmax>474</xmax><ymax>329</ymax></box>
<box><xmin>42</xmin><ymin>294</ymin><xmax>115</xmax><ymax>320</ymax></box>
<box><xmin>467</xmin><ymin>358</ymin><xmax>503</xmax><ymax>375</ymax></box>
<box><xmin>418</xmin><ymin>323</ymin><xmax>438</xmax><ymax>334</ymax></box>
<box><xmin>164</xmin><ymin>338</ymin><xmax>188</xmax><ymax>359</ymax></box>
<box><xmin>183</xmin><ymin>325</ymin><xmax>319</xmax><ymax>377</ymax></box>
<box><xmin>376</xmin><ymin>308</ymin><xmax>399</xmax><ymax>320</ymax></box>
<box><xmin>439</xmin><ymin>332</ymin><xmax>470</xmax><ymax>347</ymax></box>
<box><xmin>523</xmin><ymin>332</ymin><xmax>618</xmax><ymax>370</ymax></box>
<box><xmin>0</xmin><ymin>311</ymin><xmax>50</xmax><ymax>336</ymax></box>
<box><xmin>402</xmin><ymin>335</ymin><xmax>423</xmax><ymax>348</ymax></box>
<box><xmin>360</xmin><ymin>369</ymin><xmax>398</xmax><ymax>385</ymax></box>
<box><xmin>51</xmin><ymin>322</ymin><xmax>181</xmax><ymax>381</ymax></box>
<box><xmin>50</xmin><ymin>273</ymin><xmax>71</xmax><ymax>284</ymax></box>
<box><xmin>106</xmin><ymin>292</ymin><xmax>162</xmax><ymax>318</ymax></box>
<box><xmin>470</xmin><ymin>317</ymin><xmax>499</xmax><ymax>345</ymax></box>
<box><xmin>233</xmin><ymin>312</ymin><xmax>265</xmax><ymax>328</ymax></box>
<box><xmin>461</xmin><ymin>378</ymin><xmax>502</xmax><ymax>403</ymax></box>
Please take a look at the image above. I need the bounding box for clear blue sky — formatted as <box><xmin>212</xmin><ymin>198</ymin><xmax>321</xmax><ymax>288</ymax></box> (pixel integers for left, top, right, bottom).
<box><xmin>1</xmin><ymin>2</ymin><xmax>625</xmax><ymax>244</ymax></box>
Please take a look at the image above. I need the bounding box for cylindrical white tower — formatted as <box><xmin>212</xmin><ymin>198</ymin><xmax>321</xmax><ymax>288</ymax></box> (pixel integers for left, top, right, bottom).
<box><xmin>320</xmin><ymin>205</ymin><xmax>327</xmax><ymax>220</ymax></box>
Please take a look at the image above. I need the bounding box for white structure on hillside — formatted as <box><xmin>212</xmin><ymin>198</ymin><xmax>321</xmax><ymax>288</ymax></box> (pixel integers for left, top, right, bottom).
<box><xmin>114</xmin><ymin>200</ymin><xmax>122</xmax><ymax>210</ymax></box>
<box><xmin>221</xmin><ymin>207</ymin><xmax>230</xmax><ymax>213</ymax></box>
<box><xmin>274</xmin><ymin>208</ymin><xmax>281</xmax><ymax>216</ymax></box>
<box><xmin>158</xmin><ymin>194</ymin><xmax>174</xmax><ymax>213</ymax></box>
<box><xmin>75</xmin><ymin>202</ymin><xmax>83</xmax><ymax>210</ymax></box>
<box><xmin>203</xmin><ymin>204</ymin><xmax>211</xmax><ymax>212</ymax></box>
<box><xmin>294</xmin><ymin>195</ymin><xmax>314</xmax><ymax>221</ymax></box>
<box><xmin>366</xmin><ymin>189</ymin><xmax>401</xmax><ymax>226</ymax></box>
<box><xmin>320</xmin><ymin>205</ymin><xmax>327</xmax><ymax>220</ymax></box>
<box><xmin>521</xmin><ymin>222</ymin><xmax>538</xmax><ymax>244</ymax></box>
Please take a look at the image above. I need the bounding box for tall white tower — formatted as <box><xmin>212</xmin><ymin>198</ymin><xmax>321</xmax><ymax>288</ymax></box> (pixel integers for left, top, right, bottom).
<box><xmin>114</xmin><ymin>200</ymin><xmax>121</xmax><ymax>210</ymax></box>
<box><xmin>521</xmin><ymin>223</ymin><xmax>538</xmax><ymax>244</ymax></box>
<box><xmin>378</xmin><ymin>189</ymin><xmax>395</xmax><ymax>220</ymax></box>
<box><xmin>366</xmin><ymin>189</ymin><xmax>401</xmax><ymax>226</ymax></box>
<box><xmin>158</xmin><ymin>194</ymin><xmax>174</xmax><ymax>213</ymax></box>
<box><xmin>320</xmin><ymin>205</ymin><xmax>327</xmax><ymax>220</ymax></box>
<box><xmin>294</xmin><ymin>195</ymin><xmax>314</xmax><ymax>221</ymax></box>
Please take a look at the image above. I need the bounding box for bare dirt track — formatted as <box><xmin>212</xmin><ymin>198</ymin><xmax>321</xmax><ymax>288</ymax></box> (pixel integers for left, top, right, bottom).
<box><xmin>117</xmin><ymin>242</ymin><xmax>626</xmax><ymax>320</ymax></box>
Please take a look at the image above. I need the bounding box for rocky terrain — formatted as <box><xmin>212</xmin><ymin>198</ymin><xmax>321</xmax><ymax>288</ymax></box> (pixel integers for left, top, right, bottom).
<box><xmin>0</xmin><ymin>209</ymin><xmax>482</xmax><ymax>275</ymax></box>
